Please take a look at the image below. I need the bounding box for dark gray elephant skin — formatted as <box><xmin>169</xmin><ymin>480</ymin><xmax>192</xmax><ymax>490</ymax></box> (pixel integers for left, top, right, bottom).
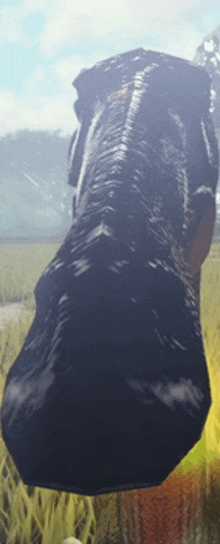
<box><xmin>2</xmin><ymin>49</ymin><xmax>219</xmax><ymax>496</ymax></box>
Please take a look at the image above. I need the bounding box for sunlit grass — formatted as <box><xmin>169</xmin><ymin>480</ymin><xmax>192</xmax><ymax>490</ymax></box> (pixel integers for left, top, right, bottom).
<box><xmin>0</xmin><ymin>243</ymin><xmax>60</xmax><ymax>305</ymax></box>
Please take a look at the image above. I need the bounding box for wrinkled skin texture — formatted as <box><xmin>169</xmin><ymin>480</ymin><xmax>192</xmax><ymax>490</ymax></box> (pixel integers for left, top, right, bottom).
<box><xmin>2</xmin><ymin>49</ymin><xmax>219</xmax><ymax>496</ymax></box>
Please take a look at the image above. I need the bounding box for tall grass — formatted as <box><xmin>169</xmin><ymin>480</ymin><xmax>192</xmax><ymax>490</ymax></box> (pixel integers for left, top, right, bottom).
<box><xmin>1</xmin><ymin>241</ymin><xmax>220</xmax><ymax>543</ymax></box>
<box><xmin>0</xmin><ymin>243</ymin><xmax>60</xmax><ymax>306</ymax></box>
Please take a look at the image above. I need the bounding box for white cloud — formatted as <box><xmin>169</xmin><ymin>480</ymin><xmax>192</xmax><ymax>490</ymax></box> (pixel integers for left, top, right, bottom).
<box><xmin>51</xmin><ymin>52</ymin><xmax>111</xmax><ymax>86</ymax></box>
<box><xmin>0</xmin><ymin>0</ymin><xmax>217</xmax><ymax>59</ymax></box>
<box><xmin>0</xmin><ymin>21</ymin><xmax>207</xmax><ymax>138</ymax></box>
<box><xmin>38</xmin><ymin>0</ymin><xmax>208</xmax><ymax>57</ymax></box>
<box><xmin>0</xmin><ymin>51</ymin><xmax>115</xmax><ymax>136</ymax></box>
<box><xmin>0</xmin><ymin>0</ymin><xmax>61</xmax><ymax>49</ymax></box>
<box><xmin>152</xmin><ymin>24</ymin><xmax>205</xmax><ymax>60</ymax></box>
<box><xmin>0</xmin><ymin>3</ymin><xmax>42</xmax><ymax>48</ymax></box>
<box><xmin>22</xmin><ymin>0</ymin><xmax>55</xmax><ymax>12</ymax></box>
<box><xmin>0</xmin><ymin>5</ymin><xmax>24</xmax><ymax>48</ymax></box>
<box><xmin>1</xmin><ymin>90</ymin><xmax>15</xmax><ymax>111</ymax></box>
<box><xmin>40</xmin><ymin>12</ymin><xmax>93</xmax><ymax>57</ymax></box>
<box><xmin>0</xmin><ymin>89</ymin><xmax>76</xmax><ymax>136</ymax></box>
<box><xmin>0</xmin><ymin>0</ymin><xmax>216</xmax><ymax>136</ymax></box>
<box><xmin>52</xmin><ymin>56</ymin><xmax>89</xmax><ymax>88</ymax></box>
<box><xmin>125</xmin><ymin>0</ymin><xmax>203</xmax><ymax>26</ymax></box>
<box><xmin>22</xmin><ymin>55</ymin><xmax>94</xmax><ymax>105</ymax></box>
<box><xmin>201</xmin><ymin>13</ymin><xmax>219</xmax><ymax>34</ymax></box>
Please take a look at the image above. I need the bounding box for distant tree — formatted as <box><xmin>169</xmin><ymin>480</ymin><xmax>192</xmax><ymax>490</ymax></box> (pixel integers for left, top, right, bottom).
<box><xmin>0</xmin><ymin>130</ymin><xmax>74</xmax><ymax>237</ymax></box>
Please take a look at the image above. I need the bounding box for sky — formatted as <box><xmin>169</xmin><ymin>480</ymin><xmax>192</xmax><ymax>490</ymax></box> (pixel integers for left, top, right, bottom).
<box><xmin>1</xmin><ymin>0</ymin><xmax>220</xmax><ymax>138</ymax></box>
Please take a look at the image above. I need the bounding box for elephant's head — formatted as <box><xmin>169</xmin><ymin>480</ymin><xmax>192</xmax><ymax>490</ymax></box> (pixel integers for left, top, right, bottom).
<box><xmin>67</xmin><ymin>48</ymin><xmax>218</xmax><ymax>287</ymax></box>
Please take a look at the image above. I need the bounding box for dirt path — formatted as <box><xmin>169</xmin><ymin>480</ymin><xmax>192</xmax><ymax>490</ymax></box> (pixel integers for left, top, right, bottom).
<box><xmin>0</xmin><ymin>302</ymin><xmax>31</xmax><ymax>329</ymax></box>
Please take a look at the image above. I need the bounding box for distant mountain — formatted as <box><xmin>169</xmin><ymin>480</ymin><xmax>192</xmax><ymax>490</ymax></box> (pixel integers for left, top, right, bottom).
<box><xmin>0</xmin><ymin>130</ymin><xmax>74</xmax><ymax>239</ymax></box>
<box><xmin>193</xmin><ymin>25</ymin><xmax>220</xmax><ymax>132</ymax></box>
<box><xmin>193</xmin><ymin>24</ymin><xmax>220</xmax><ymax>241</ymax></box>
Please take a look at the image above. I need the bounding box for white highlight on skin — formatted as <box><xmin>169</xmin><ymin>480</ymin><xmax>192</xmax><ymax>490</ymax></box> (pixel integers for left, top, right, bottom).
<box><xmin>114</xmin><ymin>64</ymin><xmax>159</xmax><ymax>162</ymax></box>
<box><xmin>3</xmin><ymin>372</ymin><xmax>55</xmax><ymax>427</ymax></box>
<box><xmin>58</xmin><ymin>293</ymin><xmax>68</xmax><ymax>305</ymax></box>
<box><xmin>69</xmin><ymin>257</ymin><xmax>91</xmax><ymax>276</ymax></box>
<box><xmin>69</xmin><ymin>124</ymin><xmax>82</xmax><ymax>170</ymax></box>
<box><xmin>126</xmin><ymin>377</ymin><xmax>203</xmax><ymax>412</ymax></box>
<box><xmin>86</xmin><ymin>222</ymin><xmax>113</xmax><ymax>243</ymax></box>
<box><xmin>204</xmin><ymin>40</ymin><xmax>215</xmax><ymax>52</ymax></box>
<box><xmin>201</xmin><ymin>119</ymin><xmax>214</xmax><ymax>165</ymax></box>
<box><xmin>76</xmin><ymin>102</ymin><xmax>105</xmax><ymax>208</ymax></box>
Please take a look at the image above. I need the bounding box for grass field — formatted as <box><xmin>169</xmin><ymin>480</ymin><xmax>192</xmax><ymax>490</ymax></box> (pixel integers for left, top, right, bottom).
<box><xmin>1</xmin><ymin>240</ymin><xmax>220</xmax><ymax>543</ymax></box>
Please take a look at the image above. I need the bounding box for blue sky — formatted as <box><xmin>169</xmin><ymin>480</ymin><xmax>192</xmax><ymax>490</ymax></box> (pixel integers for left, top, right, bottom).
<box><xmin>1</xmin><ymin>0</ymin><xmax>219</xmax><ymax>137</ymax></box>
